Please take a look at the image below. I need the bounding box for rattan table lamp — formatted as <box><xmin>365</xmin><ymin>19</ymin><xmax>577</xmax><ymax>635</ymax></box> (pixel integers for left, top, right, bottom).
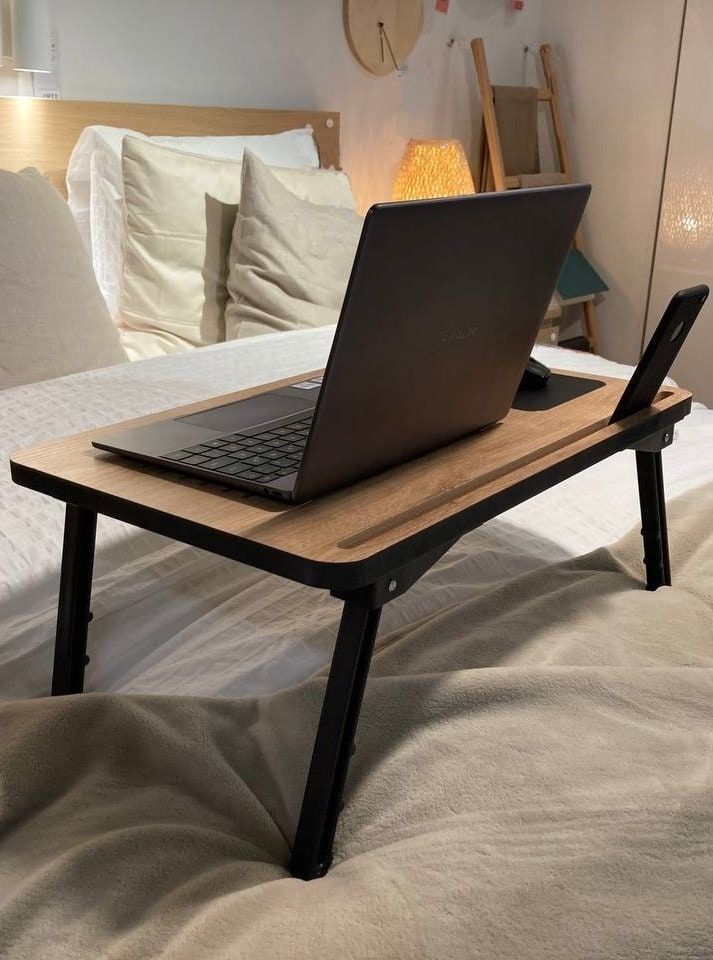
<box><xmin>393</xmin><ymin>139</ymin><xmax>475</xmax><ymax>200</ymax></box>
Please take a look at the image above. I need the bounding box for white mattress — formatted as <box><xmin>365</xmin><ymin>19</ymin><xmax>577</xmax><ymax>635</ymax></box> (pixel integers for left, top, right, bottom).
<box><xmin>2</xmin><ymin>330</ymin><xmax>712</xmax><ymax>701</ymax></box>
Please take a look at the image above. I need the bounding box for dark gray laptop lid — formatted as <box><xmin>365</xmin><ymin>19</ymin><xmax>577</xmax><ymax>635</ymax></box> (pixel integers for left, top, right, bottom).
<box><xmin>295</xmin><ymin>184</ymin><xmax>590</xmax><ymax>501</ymax></box>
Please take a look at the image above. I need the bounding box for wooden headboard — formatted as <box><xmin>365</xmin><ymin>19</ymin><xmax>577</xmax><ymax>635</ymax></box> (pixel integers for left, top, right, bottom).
<box><xmin>0</xmin><ymin>98</ymin><xmax>340</xmax><ymax>195</ymax></box>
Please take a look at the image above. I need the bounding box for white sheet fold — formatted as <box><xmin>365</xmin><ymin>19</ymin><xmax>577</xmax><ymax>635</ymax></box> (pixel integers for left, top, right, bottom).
<box><xmin>1</xmin><ymin>486</ymin><xmax>712</xmax><ymax>959</ymax></box>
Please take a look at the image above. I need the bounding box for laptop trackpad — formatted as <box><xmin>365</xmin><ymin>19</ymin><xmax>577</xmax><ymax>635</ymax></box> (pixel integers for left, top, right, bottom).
<box><xmin>177</xmin><ymin>392</ymin><xmax>312</xmax><ymax>433</ymax></box>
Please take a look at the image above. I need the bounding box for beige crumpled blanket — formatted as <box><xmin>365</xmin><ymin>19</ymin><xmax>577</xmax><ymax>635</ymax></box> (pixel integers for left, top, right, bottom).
<box><xmin>1</xmin><ymin>485</ymin><xmax>712</xmax><ymax>960</ymax></box>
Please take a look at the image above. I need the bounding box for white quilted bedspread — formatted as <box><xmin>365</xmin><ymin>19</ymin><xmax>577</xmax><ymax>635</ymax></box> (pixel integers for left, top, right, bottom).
<box><xmin>2</xmin><ymin>328</ymin><xmax>713</xmax><ymax>700</ymax></box>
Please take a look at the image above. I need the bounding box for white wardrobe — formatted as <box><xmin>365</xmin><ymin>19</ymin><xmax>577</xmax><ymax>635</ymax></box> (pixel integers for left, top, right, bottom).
<box><xmin>647</xmin><ymin>0</ymin><xmax>713</xmax><ymax>405</ymax></box>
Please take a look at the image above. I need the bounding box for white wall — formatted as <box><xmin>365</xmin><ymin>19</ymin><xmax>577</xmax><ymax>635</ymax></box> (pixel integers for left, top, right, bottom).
<box><xmin>539</xmin><ymin>0</ymin><xmax>684</xmax><ymax>362</ymax></box>
<box><xmin>1</xmin><ymin>0</ymin><xmax>542</xmax><ymax>209</ymax></box>
<box><xmin>646</xmin><ymin>0</ymin><xmax>713</xmax><ymax>406</ymax></box>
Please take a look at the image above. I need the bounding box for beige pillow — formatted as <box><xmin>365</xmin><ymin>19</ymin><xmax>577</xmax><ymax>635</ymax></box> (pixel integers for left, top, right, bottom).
<box><xmin>0</xmin><ymin>168</ymin><xmax>126</xmax><ymax>390</ymax></box>
<box><xmin>202</xmin><ymin>194</ymin><xmax>240</xmax><ymax>352</ymax></box>
<box><xmin>225</xmin><ymin>151</ymin><xmax>363</xmax><ymax>341</ymax></box>
<box><xmin>119</xmin><ymin>138</ymin><xmax>358</xmax><ymax>360</ymax></box>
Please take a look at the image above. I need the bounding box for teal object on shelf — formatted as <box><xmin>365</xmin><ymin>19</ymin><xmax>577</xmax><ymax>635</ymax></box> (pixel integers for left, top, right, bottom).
<box><xmin>556</xmin><ymin>249</ymin><xmax>608</xmax><ymax>305</ymax></box>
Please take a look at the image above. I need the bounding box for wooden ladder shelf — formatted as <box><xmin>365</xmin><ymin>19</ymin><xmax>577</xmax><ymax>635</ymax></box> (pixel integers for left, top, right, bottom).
<box><xmin>471</xmin><ymin>37</ymin><xmax>601</xmax><ymax>354</ymax></box>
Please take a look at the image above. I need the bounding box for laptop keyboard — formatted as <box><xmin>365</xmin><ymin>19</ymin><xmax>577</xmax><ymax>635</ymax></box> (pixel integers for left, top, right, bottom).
<box><xmin>161</xmin><ymin>414</ymin><xmax>314</xmax><ymax>484</ymax></box>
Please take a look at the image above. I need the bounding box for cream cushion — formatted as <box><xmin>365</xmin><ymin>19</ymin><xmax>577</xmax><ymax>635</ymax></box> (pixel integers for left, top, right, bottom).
<box><xmin>225</xmin><ymin>151</ymin><xmax>363</xmax><ymax>341</ymax></box>
<box><xmin>0</xmin><ymin>168</ymin><xmax>126</xmax><ymax>390</ymax></box>
<box><xmin>119</xmin><ymin>138</ymin><xmax>357</xmax><ymax>360</ymax></box>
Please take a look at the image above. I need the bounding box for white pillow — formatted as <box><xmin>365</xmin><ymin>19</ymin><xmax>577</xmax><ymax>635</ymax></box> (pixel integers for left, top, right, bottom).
<box><xmin>0</xmin><ymin>168</ymin><xmax>126</xmax><ymax>390</ymax></box>
<box><xmin>118</xmin><ymin>138</ymin><xmax>357</xmax><ymax>360</ymax></box>
<box><xmin>225</xmin><ymin>151</ymin><xmax>363</xmax><ymax>341</ymax></box>
<box><xmin>89</xmin><ymin>148</ymin><xmax>124</xmax><ymax>319</ymax></box>
<box><xmin>67</xmin><ymin>124</ymin><xmax>320</xmax><ymax>312</ymax></box>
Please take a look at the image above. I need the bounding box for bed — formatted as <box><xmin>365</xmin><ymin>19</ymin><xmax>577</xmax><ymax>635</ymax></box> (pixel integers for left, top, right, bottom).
<box><xmin>1</xmin><ymin>98</ymin><xmax>712</xmax><ymax>958</ymax></box>
<box><xmin>2</xmin><ymin>333</ymin><xmax>713</xmax><ymax>959</ymax></box>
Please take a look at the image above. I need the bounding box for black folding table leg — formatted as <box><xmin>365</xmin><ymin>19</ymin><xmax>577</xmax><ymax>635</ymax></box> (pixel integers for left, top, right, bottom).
<box><xmin>290</xmin><ymin>602</ymin><xmax>382</xmax><ymax>880</ymax></box>
<box><xmin>636</xmin><ymin>450</ymin><xmax>671</xmax><ymax>591</ymax></box>
<box><xmin>52</xmin><ymin>505</ymin><xmax>97</xmax><ymax>696</ymax></box>
<box><xmin>653</xmin><ymin>451</ymin><xmax>672</xmax><ymax>586</ymax></box>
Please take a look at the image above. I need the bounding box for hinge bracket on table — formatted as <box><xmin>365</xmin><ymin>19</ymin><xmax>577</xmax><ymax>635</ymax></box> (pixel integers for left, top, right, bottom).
<box><xmin>630</xmin><ymin>428</ymin><xmax>675</xmax><ymax>453</ymax></box>
<box><xmin>331</xmin><ymin>539</ymin><xmax>459</xmax><ymax>609</ymax></box>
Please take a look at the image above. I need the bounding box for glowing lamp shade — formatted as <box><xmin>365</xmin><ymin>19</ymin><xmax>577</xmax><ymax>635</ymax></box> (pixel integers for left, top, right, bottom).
<box><xmin>12</xmin><ymin>0</ymin><xmax>52</xmax><ymax>73</ymax></box>
<box><xmin>661</xmin><ymin>166</ymin><xmax>713</xmax><ymax>252</ymax></box>
<box><xmin>393</xmin><ymin>139</ymin><xmax>475</xmax><ymax>201</ymax></box>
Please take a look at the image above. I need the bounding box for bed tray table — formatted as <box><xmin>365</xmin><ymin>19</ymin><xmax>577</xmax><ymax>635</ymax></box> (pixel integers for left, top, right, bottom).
<box><xmin>10</xmin><ymin>368</ymin><xmax>691</xmax><ymax>880</ymax></box>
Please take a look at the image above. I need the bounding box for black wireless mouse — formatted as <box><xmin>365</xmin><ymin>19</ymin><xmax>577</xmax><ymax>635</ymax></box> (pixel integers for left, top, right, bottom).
<box><xmin>519</xmin><ymin>356</ymin><xmax>551</xmax><ymax>391</ymax></box>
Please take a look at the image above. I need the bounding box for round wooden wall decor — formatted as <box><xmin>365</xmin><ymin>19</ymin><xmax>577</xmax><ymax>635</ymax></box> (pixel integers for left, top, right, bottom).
<box><xmin>344</xmin><ymin>0</ymin><xmax>425</xmax><ymax>76</ymax></box>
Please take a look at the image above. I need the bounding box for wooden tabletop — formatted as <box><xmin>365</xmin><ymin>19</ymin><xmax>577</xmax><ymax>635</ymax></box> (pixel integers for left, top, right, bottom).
<box><xmin>10</xmin><ymin>369</ymin><xmax>692</xmax><ymax>590</ymax></box>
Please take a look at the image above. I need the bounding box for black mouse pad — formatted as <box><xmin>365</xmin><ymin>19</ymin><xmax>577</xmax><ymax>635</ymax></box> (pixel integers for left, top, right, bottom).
<box><xmin>512</xmin><ymin>373</ymin><xmax>606</xmax><ymax>411</ymax></box>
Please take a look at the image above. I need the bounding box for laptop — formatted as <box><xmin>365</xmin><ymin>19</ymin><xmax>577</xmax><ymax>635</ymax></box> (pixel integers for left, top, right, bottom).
<box><xmin>93</xmin><ymin>185</ymin><xmax>590</xmax><ymax>504</ymax></box>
